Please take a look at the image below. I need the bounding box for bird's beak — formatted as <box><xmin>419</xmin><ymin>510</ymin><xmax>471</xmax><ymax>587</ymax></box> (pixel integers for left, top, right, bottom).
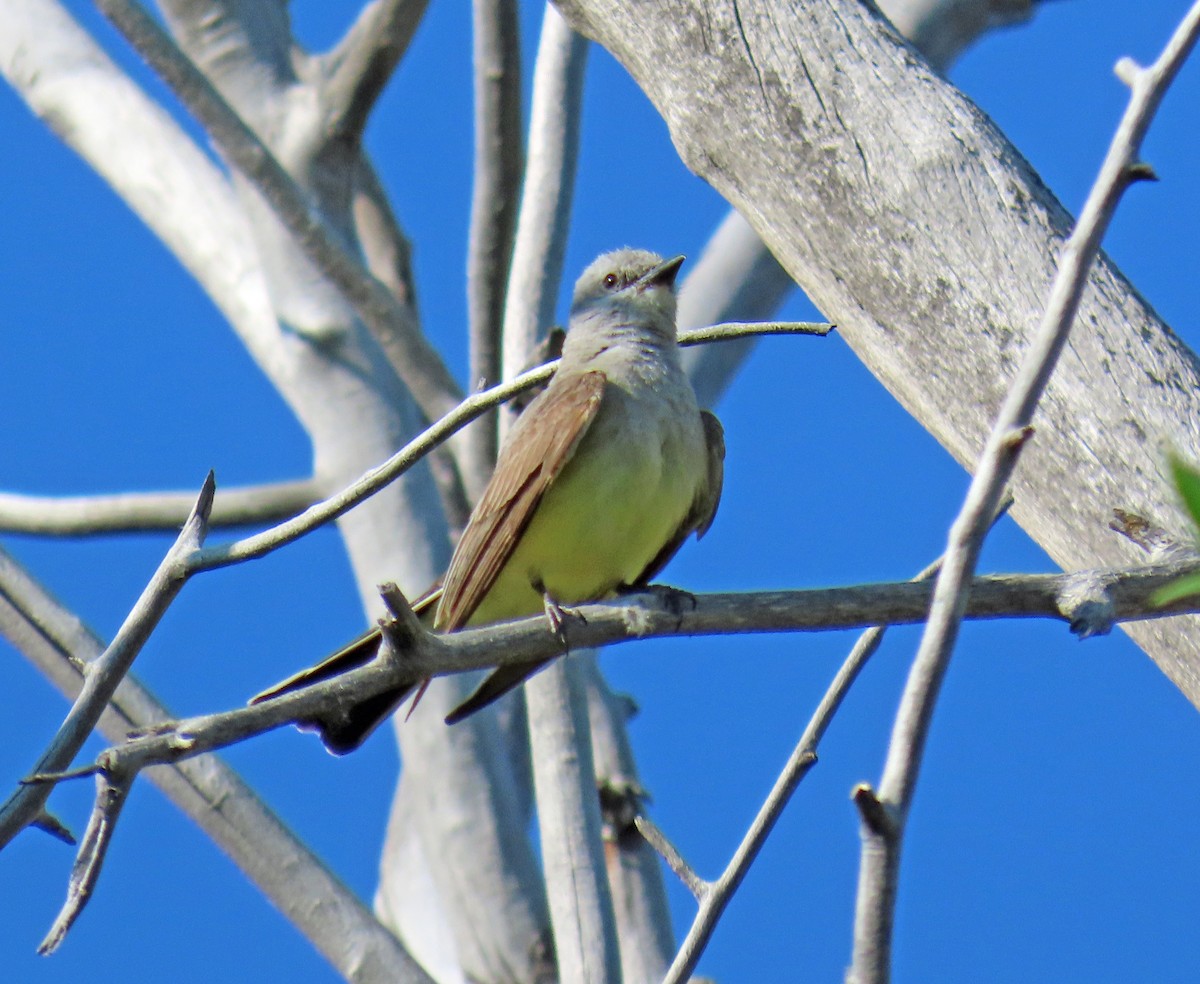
<box><xmin>638</xmin><ymin>254</ymin><xmax>686</xmax><ymax>290</ymax></box>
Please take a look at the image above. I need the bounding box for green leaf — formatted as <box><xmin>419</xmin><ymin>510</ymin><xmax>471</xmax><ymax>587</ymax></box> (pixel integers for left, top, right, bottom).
<box><xmin>1168</xmin><ymin>451</ymin><xmax>1200</xmax><ymax>533</ymax></box>
<box><xmin>1152</xmin><ymin>573</ymin><xmax>1200</xmax><ymax>608</ymax></box>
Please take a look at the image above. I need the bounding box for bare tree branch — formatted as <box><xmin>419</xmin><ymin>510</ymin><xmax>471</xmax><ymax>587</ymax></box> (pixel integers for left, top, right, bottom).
<box><xmin>585</xmin><ymin>660</ymin><xmax>677</xmax><ymax>981</ymax></box>
<box><xmin>19</xmin><ymin>551</ymin><xmax>1199</xmax><ymax>954</ymax></box>
<box><xmin>95</xmin><ymin>0</ymin><xmax>464</xmax><ymax>425</ymax></box>
<box><xmin>0</xmin><ymin>545</ymin><xmax>426</xmax><ymax>979</ymax></box>
<box><xmin>0</xmin><ymin>474</ymin><xmax>214</xmax><ymax>850</ymax></box>
<box><xmin>463</xmin><ymin>0</ymin><xmax>524</xmax><ymax>494</ymax></box>
<box><xmin>0</xmin><ymin>0</ymin><xmax>278</xmax><ymax>357</ymax></box>
<box><xmin>501</xmin><ymin>4</ymin><xmax>588</xmax><ymax>383</ymax></box>
<box><xmin>527</xmin><ymin>659</ymin><xmax>621</xmax><ymax>983</ymax></box>
<box><xmin>0</xmin><ymin>320</ymin><xmax>825</xmax><ymax>547</ymax></box>
<box><xmin>496</xmin><ymin>11</ymin><xmax>620</xmax><ymax>978</ymax></box>
<box><xmin>36</xmin><ymin>756</ymin><xmax>131</xmax><ymax>954</ymax></box>
<box><xmin>674</xmin><ymin>0</ymin><xmax>1037</xmax><ymax>408</ymax></box>
<box><xmin>885</xmin><ymin>0</ymin><xmax>1039</xmax><ymax>72</ymax></box>
<box><xmin>635</xmin><ymin>815</ymin><xmax>705</xmax><ymax>898</ymax></box>
<box><xmin>849</xmin><ymin>8</ymin><xmax>1200</xmax><ymax>981</ymax></box>
<box><xmin>658</xmin><ymin>543</ymin><xmax>964</xmax><ymax>982</ymax></box>
<box><xmin>349</xmin><ymin>159</ymin><xmax>474</xmax><ymax>534</ymax></box>
<box><xmin>322</xmin><ymin>0</ymin><xmax>431</xmax><ymax>141</ymax></box>
<box><xmin>0</xmin><ymin>479</ymin><xmax>319</xmax><ymax>536</ymax></box>
<box><xmin>45</xmin><ymin>559</ymin><xmax>1200</xmax><ymax>781</ymax></box>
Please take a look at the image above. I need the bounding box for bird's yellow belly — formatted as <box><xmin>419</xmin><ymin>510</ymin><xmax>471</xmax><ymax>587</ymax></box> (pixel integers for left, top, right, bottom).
<box><xmin>468</xmin><ymin>426</ymin><xmax>695</xmax><ymax>626</ymax></box>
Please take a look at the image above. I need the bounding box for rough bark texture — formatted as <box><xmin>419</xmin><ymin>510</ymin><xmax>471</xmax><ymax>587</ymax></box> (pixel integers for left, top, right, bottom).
<box><xmin>553</xmin><ymin>0</ymin><xmax>1200</xmax><ymax>705</ymax></box>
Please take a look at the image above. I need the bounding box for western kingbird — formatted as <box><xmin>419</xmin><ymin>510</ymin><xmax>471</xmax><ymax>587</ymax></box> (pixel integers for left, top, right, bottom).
<box><xmin>254</xmin><ymin>248</ymin><xmax>724</xmax><ymax>752</ymax></box>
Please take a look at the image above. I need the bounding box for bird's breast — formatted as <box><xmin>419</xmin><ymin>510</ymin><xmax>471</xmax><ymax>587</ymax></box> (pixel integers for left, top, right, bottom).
<box><xmin>469</xmin><ymin>377</ymin><xmax>706</xmax><ymax>625</ymax></box>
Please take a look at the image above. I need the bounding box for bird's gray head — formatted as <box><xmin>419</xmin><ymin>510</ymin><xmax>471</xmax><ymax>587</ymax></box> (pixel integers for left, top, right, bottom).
<box><xmin>567</xmin><ymin>249</ymin><xmax>685</xmax><ymax>345</ymax></box>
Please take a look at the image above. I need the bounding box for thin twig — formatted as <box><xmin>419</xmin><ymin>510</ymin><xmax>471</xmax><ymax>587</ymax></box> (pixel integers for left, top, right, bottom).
<box><xmin>848</xmin><ymin>8</ymin><xmax>1200</xmax><ymax>982</ymax></box>
<box><xmin>0</xmin><ymin>475</ymin><xmax>214</xmax><ymax>850</ymax></box>
<box><xmin>49</xmin><ymin>558</ymin><xmax>1200</xmax><ymax>794</ymax></box>
<box><xmin>634</xmin><ymin>816</ymin><xmax>706</xmax><ymax>900</ymax></box>
<box><xmin>93</xmin><ymin>0</ymin><xmax>463</xmax><ymax>426</ymax></box>
<box><xmin>189</xmin><ymin>321</ymin><xmax>829</xmax><ymax>570</ymax></box>
<box><xmin>0</xmin><ymin>478</ymin><xmax>319</xmax><ymax>536</ymax></box>
<box><xmin>678</xmin><ymin>212</ymin><xmax>799</xmax><ymax>408</ymax></box>
<box><xmin>39</xmin><ymin>757</ymin><xmax>134</xmax><ymax>954</ymax></box>
<box><xmin>681</xmin><ymin>320</ymin><xmax>832</xmax><ymax>345</ymax></box>
<box><xmin>659</xmin><ymin>545</ymin><xmax>962</xmax><ymax>982</ymax></box>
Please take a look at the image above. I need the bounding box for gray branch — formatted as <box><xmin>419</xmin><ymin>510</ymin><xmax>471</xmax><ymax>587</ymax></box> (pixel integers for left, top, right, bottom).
<box><xmin>0</xmin><ymin>475</ymin><xmax>213</xmax><ymax>852</ymax></box>
<box><xmin>44</xmin><ymin>559</ymin><xmax>1200</xmax><ymax>780</ymax></box>
<box><xmin>188</xmin><ymin>322</ymin><xmax>827</xmax><ymax>572</ymax></box>
<box><xmin>322</xmin><ymin>0</ymin><xmax>432</xmax><ymax>141</ymax></box>
<box><xmin>527</xmin><ymin>659</ymin><xmax>622</xmax><ymax>983</ymax></box>
<box><xmin>659</xmin><ymin>549</ymin><xmax>952</xmax><ymax>983</ymax></box>
<box><xmin>463</xmin><ymin>0</ymin><xmax>524</xmax><ymax>494</ymax></box>
<box><xmin>501</xmin><ymin>5</ymin><xmax>588</xmax><ymax>382</ymax></box>
<box><xmin>674</xmin><ymin>0</ymin><xmax>1049</xmax><ymax>410</ymax></box>
<box><xmin>21</xmin><ymin>550</ymin><xmax>1197</xmax><ymax>956</ymax></box>
<box><xmin>96</xmin><ymin>0</ymin><xmax>463</xmax><ymax>425</ymax></box>
<box><xmin>585</xmin><ymin>660</ymin><xmax>677</xmax><ymax>981</ymax></box>
<box><xmin>850</xmin><ymin>8</ymin><xmax>1200</xmax><ymax>981</ymax></box>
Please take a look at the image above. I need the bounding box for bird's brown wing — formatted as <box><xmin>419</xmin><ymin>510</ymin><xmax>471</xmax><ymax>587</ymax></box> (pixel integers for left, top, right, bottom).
<box><xmin>436</xmin><ymin>369</ymin><xmax>607</xmax><ymax>631</ymax></box>
<box><xmin>629</xmin><ymin>409</ymin><xmax>725</xmax><ymax>587</ymax></box>
<box><xmin>445</xmin><ymin>409</ymin><xmax>723</xmax><ymax>726</ymax></box>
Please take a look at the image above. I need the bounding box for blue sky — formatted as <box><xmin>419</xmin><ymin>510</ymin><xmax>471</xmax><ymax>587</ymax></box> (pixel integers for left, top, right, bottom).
<box><xmin>2</xmin><ymin>2</ymin><xmax>1200</xmax><ymax>982</ymax></box>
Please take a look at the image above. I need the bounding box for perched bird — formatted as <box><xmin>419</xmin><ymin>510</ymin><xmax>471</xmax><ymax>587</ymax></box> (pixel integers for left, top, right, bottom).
<box><xmin>253</xmin><ymin>248</ymin><xmax>724</xmax><ymax>752</ymax></box>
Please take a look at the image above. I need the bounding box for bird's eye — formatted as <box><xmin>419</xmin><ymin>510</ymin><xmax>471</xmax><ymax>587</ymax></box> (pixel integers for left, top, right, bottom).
<box><xmin>603</xmin><ymin>272</ymin><xmax>620</xmax><ymax>289</ymax></box>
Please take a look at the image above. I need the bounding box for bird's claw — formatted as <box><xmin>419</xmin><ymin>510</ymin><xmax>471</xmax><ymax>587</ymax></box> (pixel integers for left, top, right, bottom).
<box><xmin>537</xmin><ymin>583</ymin><xmax>586</xmax><ymax>647</ymax></box>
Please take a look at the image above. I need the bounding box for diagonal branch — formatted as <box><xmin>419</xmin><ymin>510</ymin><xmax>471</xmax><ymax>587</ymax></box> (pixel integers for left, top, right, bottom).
<box><xmin>93</xmin><ymin>0</ymin><xmax>464</xmax><ymax>425</ymax></box>
<box><xmin>849</xmin><ymin>7</ymin><xmax>1200</xmax><ymax>981</ymax></box>
<box><xmin>674</xmin><ymin>0</ymin><xmax>1036</xmax><ymax>410</ymax></box>
<box><xmin>0</xmin><ymin>474</ymin><xmax>214</xmax><ymax>850</ymax></box>
<box><xmin>0</xmin><ymin>541</ymin><xmax>426</xmax><ymax>978</ymax></box>
<box><xmin>651</xmin><ymin>510</ymin><xmax>1009</xmax><ymax>981</ymax></box>
<box><xmin>322</xmin><ymin>0</ymin><xmax>432</xmax><ymax>141</ymax></box>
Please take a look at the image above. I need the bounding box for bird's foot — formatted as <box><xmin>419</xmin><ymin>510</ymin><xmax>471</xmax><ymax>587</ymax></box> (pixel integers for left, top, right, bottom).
<box><xmin>535</xmin><ymin>580</ymin><xmax>586</xmax><ymax>647</ymax></box>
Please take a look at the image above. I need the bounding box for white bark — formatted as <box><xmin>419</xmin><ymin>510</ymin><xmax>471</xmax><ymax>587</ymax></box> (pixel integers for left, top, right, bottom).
<box><xmin>154</xmin><ymin>3</ymin><xmax>551</xmax><ymax>974</ymax></box>
<box><xmin>501</xmin><ymin>5</ymin><xmax>588</xmax><ymax>382</ymax></box>
<box><xmin>528</xmin><ymin>659</ymin><xmax>622</xmax><ymax>984</ymax></box>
